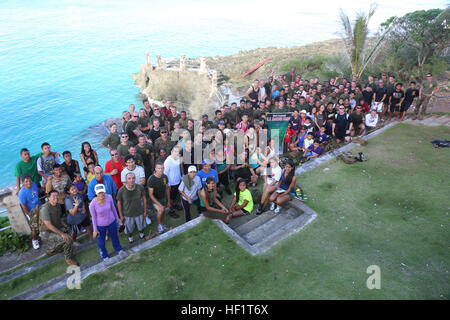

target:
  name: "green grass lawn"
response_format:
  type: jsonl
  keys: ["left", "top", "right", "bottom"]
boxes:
{"left": 6, "top": 123, "right": 450, "bottom": 300}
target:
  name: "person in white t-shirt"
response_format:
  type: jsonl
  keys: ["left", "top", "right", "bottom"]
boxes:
{"left": 365, "top": 109, "right": 379, "bottom": 132}
{"left": 256, "top": 157, "right": 282, "bottom": 215}
{"left": 164, "top": 146, "right": 183, "bottom": 216}
{"left": 121, "top": 154, "right": 145, "bottom": 185}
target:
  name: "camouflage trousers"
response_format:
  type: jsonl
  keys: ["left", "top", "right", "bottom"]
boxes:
{"left": 413, "top": 95, "right": 432, "bottom": 116}
{"left": 41, "top": 227, "right": 74, "bottom": 259}
{"left": 28, "top": 206, "right": 40, "bottom": 235}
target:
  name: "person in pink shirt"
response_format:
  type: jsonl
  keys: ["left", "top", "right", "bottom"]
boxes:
{"left": 235, "top": 114, "right": 249, "bottom": 134}
{"left": 89, "top": 184, "right": 126, "bottom": 261}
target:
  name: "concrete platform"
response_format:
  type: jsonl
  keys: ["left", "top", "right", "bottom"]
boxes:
{"left": 212, "top": 199, "right": 318, "bottom": 256}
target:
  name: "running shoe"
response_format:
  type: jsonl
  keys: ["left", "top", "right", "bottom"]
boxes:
{"left": 274, "top": 206, "right": 281, "bottom": 213}
{"left": 270, "top": 202, "right": 276, "bottom": 211}
{"left": 32, "top": 239, "right": 40, "bottom": 250}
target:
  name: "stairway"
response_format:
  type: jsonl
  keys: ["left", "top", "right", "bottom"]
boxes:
{"left": 225, "top": 199, "right": 317, "bottom": 254}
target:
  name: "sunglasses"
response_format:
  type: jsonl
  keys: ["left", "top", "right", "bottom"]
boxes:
{"left": 122, "top": 135, "right": 128, "bottom": 138}
{"left": 111, "top": 153, "right": 119, "bottom": 156}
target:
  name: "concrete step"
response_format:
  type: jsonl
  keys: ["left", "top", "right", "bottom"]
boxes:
{"left": 233, "top": 211, "right": 278, "bottom": 235}
{"left": 242, "top": 207, "right": 301, "bottom": 245}
{"left": 256, "top": 212, "right": 312, "bottom": 249}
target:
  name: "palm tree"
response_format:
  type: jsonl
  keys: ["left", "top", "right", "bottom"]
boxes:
{"left": 338, "top": 3, "right": 396, "bottom": 79}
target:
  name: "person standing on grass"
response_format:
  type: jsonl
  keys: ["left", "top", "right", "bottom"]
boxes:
{"left": 268, "top": 159, "right": 296, "bottom": 213}
{"left": 65, "top": 184, "right": 92, "bottom": 245}
{"left": 90, "top": 184, "right": 126, "bottom": 262}
{"left": 18, "top": 174, "right": 42, "bottom": 249}
{"left": 101, "top": 123, "right": 121, "bottom": 151}
{"left": 147, "top": 162, "right": 171, "bottom": 234}
{"left": 164, "top": 146, "right": 183, "bottom": 218}
{"left": 332, "top": 105, "right": 351, "bottom": 144}
{"left": 413, "top": 72, "right": 440, "bottom": 120}
{"left": 40, "top": 190, "right": 78, "bottom": 266}
{"left": 178, "top": 165, "right": 203, "bottom": 222}
{"left": 388, "top": 83, "right": 405, "bottom": 121}
{"left": 227, "top": 178, "right": 254, "bottom": 222}
{"left": 372, "top": 80, "right": 387, "bottom": 120}
{"left": 117, "top": 172, "right": 147, "bottom": 244}
{"left": 400, "top": 81, "right": 419, "bottom": 121}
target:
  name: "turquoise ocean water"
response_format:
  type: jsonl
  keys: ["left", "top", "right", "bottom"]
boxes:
{"left": 0, "top": 0, "right": 446, "bottom": 188}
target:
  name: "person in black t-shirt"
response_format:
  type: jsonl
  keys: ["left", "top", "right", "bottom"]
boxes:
{"left": 400, "top": 81, "right": 419, "bottom": 121}
{"left": 372, "top": 80, "right": 387, "bottom": 119}
{"left": 388, "top": 83, "right": 405, "bottom": 121}
{"left": 332, "top": 105, "right": 351, "bottom": 144}
{"left": 362, "top": 85, "right": 374, "bottom": 105}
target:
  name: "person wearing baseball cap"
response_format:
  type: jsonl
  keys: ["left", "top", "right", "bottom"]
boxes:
{"left": 178, "top": 165, "right": 202, "bottom": 222}
{"left": 89, "top": 184, "right": 127, "bottom": 262}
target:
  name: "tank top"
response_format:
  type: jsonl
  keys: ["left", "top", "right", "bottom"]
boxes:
{"left": 200, "top": 190, "right": 215, "bottom": 208}
{"left": 280, "top": 171, "right": 291, "bottom": 190}
{"left": 249, "top": 86, "right": 260, "bottom": 106}
{"left": 62, "top": 160, "right": 77, "bottom": 180}
{"left": 82, "top": 151, "right": 97, "bottom": 166}
{"left": 297, "top": 132, "right": 307, "bottom": 148}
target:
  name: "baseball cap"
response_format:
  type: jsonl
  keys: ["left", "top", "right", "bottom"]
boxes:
{"left": 160, "top": 127, "right": 168, "bottom": 133}
{"left": 300, "top": 110, "right": 307, "bottom": 114}
{"left": 94, "top": 184, "right": 106, "bottom": 195}
{"left": 202, "top": 114, "right": 208, "bottom": 118}
{"left": 202, "top": 158, "right": 212, "bottom": 165}
{"left": 188, "top": 165, "right": 197, "bottom": 173}
{"left": 218, "top": 120, "right": 225, "bottom": 125}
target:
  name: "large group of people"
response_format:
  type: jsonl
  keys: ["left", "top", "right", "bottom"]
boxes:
{"left": 14, "top": 69, "right": 439, "bottom": 266}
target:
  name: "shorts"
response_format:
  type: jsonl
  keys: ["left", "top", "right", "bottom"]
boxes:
{"left": 335, "top": 130, "right": 349, "bottom": 140}
{"left": 400, "top": 103, "right": 411, "bottom": 113}
{"left": 123, "top": 214, "right": 146, "bottom": 234}
{"left": 371, "top": 101, "right": 384, "bottom": 113}
{"left": 390, "top": 104, "right": 400, "bottom": 113}
{"left": 150, "top": 197, "right": 168, "bottom": 208}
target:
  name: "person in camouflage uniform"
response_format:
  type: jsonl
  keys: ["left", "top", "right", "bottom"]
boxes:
{"left": 40, "top": 189, "right": 78, "bottom": 266}
{"left": 153, "top": 127, "right": 175, "bottom": 157}
{"left": 413, "top": 73, "right": 440, "bottom": 120}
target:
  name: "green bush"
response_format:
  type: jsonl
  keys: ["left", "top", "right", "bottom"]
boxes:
{"left": 0, "top": 229, "right": 31, "bottom": 256}
{"left": 0, "top": 216, "right": 10, "bottom": 229}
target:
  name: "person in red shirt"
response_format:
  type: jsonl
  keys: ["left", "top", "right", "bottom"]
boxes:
{"left": 104, "top": 149, "right": 124, "bottom": 189}
{"left": 160, "top": 101, "right": 172, "bottom": 118}
{"left": 357, "top": 98, "right": 370, "bottom": 114}
{"left": 284, "top": 122, "right": 297, "bottom": 153}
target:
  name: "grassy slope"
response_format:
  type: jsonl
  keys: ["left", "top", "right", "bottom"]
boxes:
{"left": 42, "top": 123, "right": 450, "bottom": 300}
